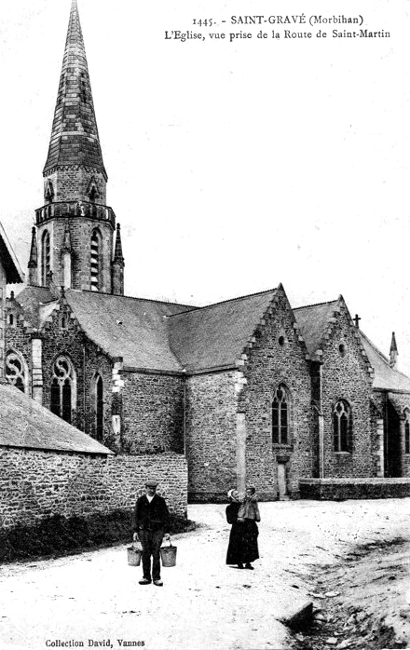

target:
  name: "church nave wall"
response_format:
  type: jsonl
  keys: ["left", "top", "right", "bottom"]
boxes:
{"left": 121, "top": 371, "right": 185, "bottom": 456}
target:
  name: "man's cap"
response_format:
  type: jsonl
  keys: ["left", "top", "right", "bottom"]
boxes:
{"left": 145, "top": 479, "right": 158, "bottom": 487}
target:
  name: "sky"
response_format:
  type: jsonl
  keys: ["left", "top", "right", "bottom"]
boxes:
{"left": 1, "top": 0, "right": 410, "bottom": 372}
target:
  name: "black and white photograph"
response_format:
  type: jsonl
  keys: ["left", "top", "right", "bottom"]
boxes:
{"left": 1, "top": 1, "right": 410, "bottom": 649}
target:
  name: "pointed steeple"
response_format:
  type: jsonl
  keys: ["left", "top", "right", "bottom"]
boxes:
{"left": 389, "top": 332, "right": 398, "bottom": 369}
{"left": 28, "top": 227, "right": 38, "bottom": 285}
{"left": 113, "top": 224, "right": 124, "bottom": 262}
{"left": 33, "top": 0, "right": 123, "bottom": 294}
{"left": 43, "top": 0, "right": 107, "bottom": 179}
{"left": 112, "top": 224, "right": 125, "bottom": 296}
{"left": 28, "top": 227, "right": 38, "bottom": 268}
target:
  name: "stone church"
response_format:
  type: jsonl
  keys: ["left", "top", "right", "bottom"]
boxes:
{"left": 5, "top": 0, "right": 410, "bottom": 502}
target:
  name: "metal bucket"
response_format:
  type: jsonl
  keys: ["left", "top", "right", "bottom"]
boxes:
{"left": 160, "top": 542, "right": 177, "bottom": 567}
{"left": 127, "top": 546, "right": 142, "bottom": 566}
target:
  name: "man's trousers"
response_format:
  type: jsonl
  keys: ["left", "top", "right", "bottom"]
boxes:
{"left": 139, "top": 529, "right": 164, "bottom": 581}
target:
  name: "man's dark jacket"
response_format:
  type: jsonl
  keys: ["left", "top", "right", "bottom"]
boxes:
{"left": 135, "top": 494, "right": 170, "bottom": 532}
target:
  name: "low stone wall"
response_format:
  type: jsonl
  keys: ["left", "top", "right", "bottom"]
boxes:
{"left": 300, "top": 478, "right": 410, "bottom": 500}
{"left": 0, "top": 447, "right": 187, "bottom": 529}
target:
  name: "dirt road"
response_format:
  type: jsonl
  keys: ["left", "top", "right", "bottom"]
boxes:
{"left": 0, "top": 499, "right": 409, "bottom": 650}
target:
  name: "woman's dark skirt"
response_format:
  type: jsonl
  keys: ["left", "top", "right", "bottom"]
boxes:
{"left": 242, "top": 519, "right": 259, "bottom": 563}
{"left": 226, "top": 520, "right": 259, "bottom": 565}
{"left": 226, "top": 522, "right": 244, "bottom": 565}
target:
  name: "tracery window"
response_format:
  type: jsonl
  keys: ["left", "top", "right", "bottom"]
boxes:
{"left": 333, "top": 400, "right": 351, "bottom": 452}
{"left": 272, "top": 384, "right": 290, "bottom": 444}
{"left": 90, "top": 229, "right": 102, "bottom": 291}
{"left": 95, "top": 374, "right": 104, "bottom": 441}
{"left": 41, "top": 230, "right": 51, "bottom": 286}
{"left": 5, "top": 351, "right": 27, "bottom": 392}
{"left": 50, "top": 356, "right": 76, "bottom": 424}
{"left": 404, "top": 409, "right": 410, "bottom": 454}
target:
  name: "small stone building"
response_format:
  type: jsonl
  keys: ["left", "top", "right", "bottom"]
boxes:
{"left": 4, "top": 0, "right": 410, "bottom": 504}
{"left": 0, "top": 381, "right": 187, "bottom": 530}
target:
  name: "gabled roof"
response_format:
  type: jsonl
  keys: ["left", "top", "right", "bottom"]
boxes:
{"left": 0, "top": 222, "right": 24, "bottom": 284}
{"left": 11, "top": 285, "right": 56, "bottom": 329}
{"left": 294, "top": 298, "right": 410, "bottom": 393}
{"left": 43, "top": 0, "right": 106, "bottom": 177}
{"left": 0, "top": 383, "right": 112, "bottom": 454}
{"left": 359, "top": 331, "right": 410, "bottom": 393}
{"left": 13, "top": 283, "right": 410, "bottom": 392}
{"left": 65, "top": 289, "right": 194, "bottom": 372}
{"left": 293, "top": 300, "right": 339, "bottom": 357}
{"left": 168, "top": 289, "right": 277, "bottom": 372}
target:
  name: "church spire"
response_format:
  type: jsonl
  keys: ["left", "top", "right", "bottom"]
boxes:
{"left": 33, "top": 0, "right": 122, "bottom": 294}
{"left": 389, "top": 332, "right": 398, "bottom": 369}
{"left": 43, "top": 0, "right": 107, "bottom": 179}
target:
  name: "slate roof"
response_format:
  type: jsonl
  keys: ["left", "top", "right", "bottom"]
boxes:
{"left": 359, "top": 332, "right": 410, "bottom": 393}
{"left": 293, "top": 300, "right": 339, "bottom": 357}
{"left": 294, "top": 299, "right": 410, "bottom": 394}
{"left": 168, "top": 289, "right": 277, "bottom": 372}
{"left": 43, "top": 0, "right": 106, "bottom": 177}
{"left": 0, "top": 382, "right": 112, "bottom": 454}
{"left": 65, "top": 289, "right": 194, "bottom": 372}
{"left": 12, "top": 285, "right": 56, "bottom": 328}
{"left": 0, "top": 222, "right": 24, "bottom": 284}
{"left": 13, "top": 284, "right": 410, "bottom": 393}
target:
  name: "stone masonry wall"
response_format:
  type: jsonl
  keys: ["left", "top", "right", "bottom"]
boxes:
{"left": 0, "top": 262, "right": 6, "bottom": 377}
{"left": 185, "top": 371, "right": 238, "bottom": 501}
{"left": 121, "top": 372, "right": 185, "bottom": 455}
{"left": 300, "top": 477, "right": 410, "bottom": 500}
{"left": 321, "top": 307, "right": 373, "bottom": 478}
{"left": 41, "top": 303, "right": 114, "bottom": 446}
{"left": 240, "top": 290, "right": 313, "bottom": 500}
{"left": 36, "top": 216, "right": 114, "bottom": 292}
{"left": 5, "top": 302, "right": 33, "bottom": 394}
{"left": 45, "top": 168, "right": 107, "bottom": 204}
{"left": 387, "top": 391, "right": 410, "bottom": 477}
{"left": 0, "top": 448, "right": 187, "bottom": 529}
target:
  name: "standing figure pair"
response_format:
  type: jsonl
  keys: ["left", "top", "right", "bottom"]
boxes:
{"left": 226, "top": 486, "right": 260, "bottom": 570}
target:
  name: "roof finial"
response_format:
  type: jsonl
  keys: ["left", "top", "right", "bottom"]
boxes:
{"left": 28, "top": 226, "right": 38, "bottom": 269}
{"left": 113, "top": 223, "right": 124, "bottom": 263}
{"left": 389, "top": 332, "right": 398, "bottom": 369}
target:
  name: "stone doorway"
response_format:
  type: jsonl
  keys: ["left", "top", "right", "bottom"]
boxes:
{"left": 385, "top": 401, "right": 402, "bottom": 477}
{"left": 277, "top": 462, "right": 288, "bottom": 500}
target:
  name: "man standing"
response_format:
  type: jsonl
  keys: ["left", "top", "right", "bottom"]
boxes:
{"left": 133, "top": 479, "right": 170, "bottom": 587}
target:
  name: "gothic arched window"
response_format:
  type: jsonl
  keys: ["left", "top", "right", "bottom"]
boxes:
{"left": 333, "top": 400, "right": 352, "bottom": 452}
{"left": 87, "top": 176, "right": 99, "bottom": 203}
{"left": 95, "top": 374, "right": 104, "bottom": 441}
{"left": 5, "top": 351, "right": 27, "bottom": 393}
{"left": 45, "top": 180, "right": 54, "bottom": 203}
{"left": 90, "top": 229, "right": 102, "bottom": 291}
{"left": 272, "top": 384, "right": 290, "bottom": 444}
{"left": 50, "top": 356, "right": 76, "bottom": 424}
{"left": 41, "top": 230, "right": 51, "bottom": 286}
{"left": 404, "top": 409, "right": 410, "bottom": 454}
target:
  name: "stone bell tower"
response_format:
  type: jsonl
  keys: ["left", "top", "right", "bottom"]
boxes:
{"left": 28, "top": 0, "right": 124, "bottom": 295}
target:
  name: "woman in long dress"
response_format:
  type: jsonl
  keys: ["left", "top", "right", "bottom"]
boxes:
{"left": 225, "top": 489, "right": 245, "bottom": 569}
{"left": 237, "top": 485, "right": 260, "bottom": 570}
